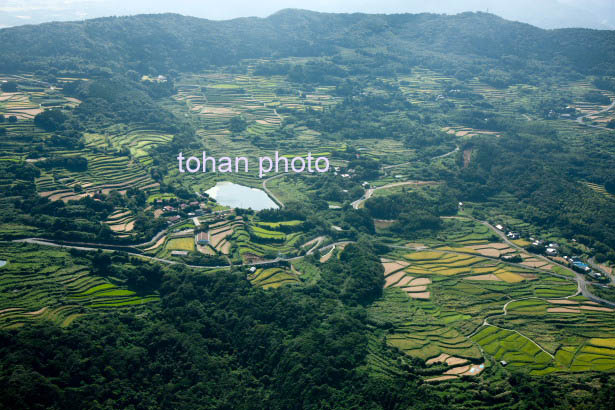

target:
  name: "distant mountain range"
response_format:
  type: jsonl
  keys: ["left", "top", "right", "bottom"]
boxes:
{"left": 0, "top": 0, "right": 613, "bottom": 30}
{"left": 0, "top": 9, "right": 614, "bottom": 76}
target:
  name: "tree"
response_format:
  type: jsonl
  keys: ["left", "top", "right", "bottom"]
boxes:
{"left": 7, "top": 115, "right": 17, "bottom": 123}
{"left": 0, "top": 81, "right": 17, "bottom": 92}
{"left": 0, "top": 114, "right": 5, "bottom": 122}
{"left": 34, "top": 109, "right": 67, "bottom": 131}
{"left": 229, "top": 116, "right": 247, "bottom": 133}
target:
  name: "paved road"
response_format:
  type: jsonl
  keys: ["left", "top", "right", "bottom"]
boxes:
{"left": 262, "top": 173, "right": 287, "bottom": 207}
{"left": 12, "top": 238, "right": 311, "bottom": 269}
{"left": 431, "top": 145, "right": 460, "bottom": 160}
{"left": 14, "top": 238, "right": 231, "bottom": 269}
{"left": 381, "top": 146, "right": 459, "bottom": 172}
{"left": 574, "top": 98, "right": 615, "bottom": 130}
{"left": 12, "top": 233, "right": 348, "bottom": 270}
{"left": 303, "top": 236, "right": 326, "bottom": 255}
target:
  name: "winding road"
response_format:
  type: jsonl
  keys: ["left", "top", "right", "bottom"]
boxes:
{"left": 262, "top": 173, "right": 287, "bottom": 208}
{"left": 478, "top": 219, "right": 615, "bottom": 308}
{"left": 574, "top": 98, "right": 615, "bottom": 130}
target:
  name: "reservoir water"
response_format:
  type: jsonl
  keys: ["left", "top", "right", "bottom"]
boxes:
{"left": 205, "top": 182, "right": 279, "bottom": 211}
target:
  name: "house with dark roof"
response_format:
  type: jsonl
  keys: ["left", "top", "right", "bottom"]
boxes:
{"left": 196, "top": 232, "right": 210, "bottom": 246}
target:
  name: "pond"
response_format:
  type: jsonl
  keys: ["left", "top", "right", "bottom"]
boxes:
{"left": 0, "top": 260, "right": 7, "bottom": 268}
{"left": 205, "top": 182, "right": 279, "bottom": 211}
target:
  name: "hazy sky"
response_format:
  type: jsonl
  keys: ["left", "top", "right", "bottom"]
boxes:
{"left": 1, "top": 0, "right": 614, "bottom": 29}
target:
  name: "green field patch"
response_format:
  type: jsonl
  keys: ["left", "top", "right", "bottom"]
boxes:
{"left": 472, "top": 326, "right": 555, "bottom": 374}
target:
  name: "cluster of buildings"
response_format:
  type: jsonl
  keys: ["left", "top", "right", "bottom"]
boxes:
{"left": 496, "top": 223, "right": 607, "bottom": 282}
{"left": 154, "top": 199, "right": 206, "bottom": 225}
{"left": 494, "top": 224, "right": 519, "bottom": 240}
{"left": 530, "top": 239, "right": 560, "bottom": 257}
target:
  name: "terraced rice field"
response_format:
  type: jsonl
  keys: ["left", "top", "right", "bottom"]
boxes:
{"left": 36, "top": 152, "right": 159, "bottom": 202}
{"left": 208, "top": 220, "right": 236, "bottom": 254}
{"left": 472, "top": 326, "right": 554, "bottom": 375}
{"left": 404, "top": 251, "right": 490, "bottom": 277}
{"left": 164, "top": 69, "right": 346, "bottom": 194}
{"left": 85, "top": 125, "right": 173, "bottom": 165}
{"left": 232, "top": 218, "right": 304, "bottom": 263}
{"left": 173, "top": 70, "right": 339, "bottom": 136}
{"left": 247, "top": 267, "right": 300, "bottom": 289}
{"left": 481, "top": 296, "right": 615, "bottom": 373}
{"left": 0, "top": 244, "right": 159, "bottom": 329}
{"left": 439, "top": 242, "right": 517, "bottom": 258}
{"left": 371, "top": 236, "right": 615, "bottom": 375}
{"left": 584, "top": 181, "right": 615, "bottom": 200}
{"left": 0, "top": 76, "right": 81, "bottom": 120}
{"left": 105, "top": 208, "right": 136, "bottom": 238}
{"left": 369, "top": 288, "right": 483, "bottom": 380}
{"left": 425, "top": 219, "right": 497, "bottom": 248}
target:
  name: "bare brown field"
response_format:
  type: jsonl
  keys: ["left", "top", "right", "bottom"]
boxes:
{"left": 201, "top": 106, "right": 237, "bottom": 115}
{"left": 444, "top": 365, "right": 470, "bottom": 375}
{"left": 197, "top": 245, "right": 216, "bottom": 255}
{"left": 109, "top": 221, "right": 135, "bottom": 232}
{"left": 521, "top": 261, "right": 549, "bottom": 268}
{"left": 393, "top": 276, "right": 414, "bottom": 287}
{"left": 408, "top": 278, "right": 431, "bottom": 286}
{"left": 210, "top": 228, "right": 233, "bottom": 247}
{"left": 426, "top": 353, "right": 449, "bottom": 365}
{"left": 219, "top": 241, "right": 231, "bottom": 255}
{"left": 145, "top": 236, "right": 166, "bottom": 251}
{"left": 446, "top": 357, "right": 469, "bottom": 366}
{"left": 547, "top": 299, "right": 578, "bottom": 305}
{"left": 465, "top": 274, "right": 501, "bottom": 281}
{"left": 381, "top": 259, "right": 410, "bottom": 275}
{"left": 384, "top": 271, "right": 406, "bottom": 288}
{"left": 475, "top": 248, "right": 501, "bottom": 257}
{"left": 548, "top": 307, "right": 581, "bottom": 313}
{"left": 579, "top": 306, "right": 614, "bottom": 312}
{"left": 476, "top": 243, "right": 510, "bottom": 250}
{"left": 25, "top": 307, "right": 48, "bottom": 315}
{"left": 407, "top": 291, "right": 430, "bottom": 299}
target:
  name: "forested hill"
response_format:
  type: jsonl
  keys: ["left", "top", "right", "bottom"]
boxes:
{"left": 1, "top": 9, "right": 614, "bottom": 77}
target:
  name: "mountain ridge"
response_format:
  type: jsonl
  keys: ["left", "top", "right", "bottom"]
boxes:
{"left": 0, "top": 9, "right": 614, "bottom": 76}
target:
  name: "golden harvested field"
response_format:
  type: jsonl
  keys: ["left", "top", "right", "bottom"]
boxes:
{"left": 589, "top": 339, "right": 615, "bottom": 349}
{"left": 166, "top": 237, "right": 195, "bottom": 251}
